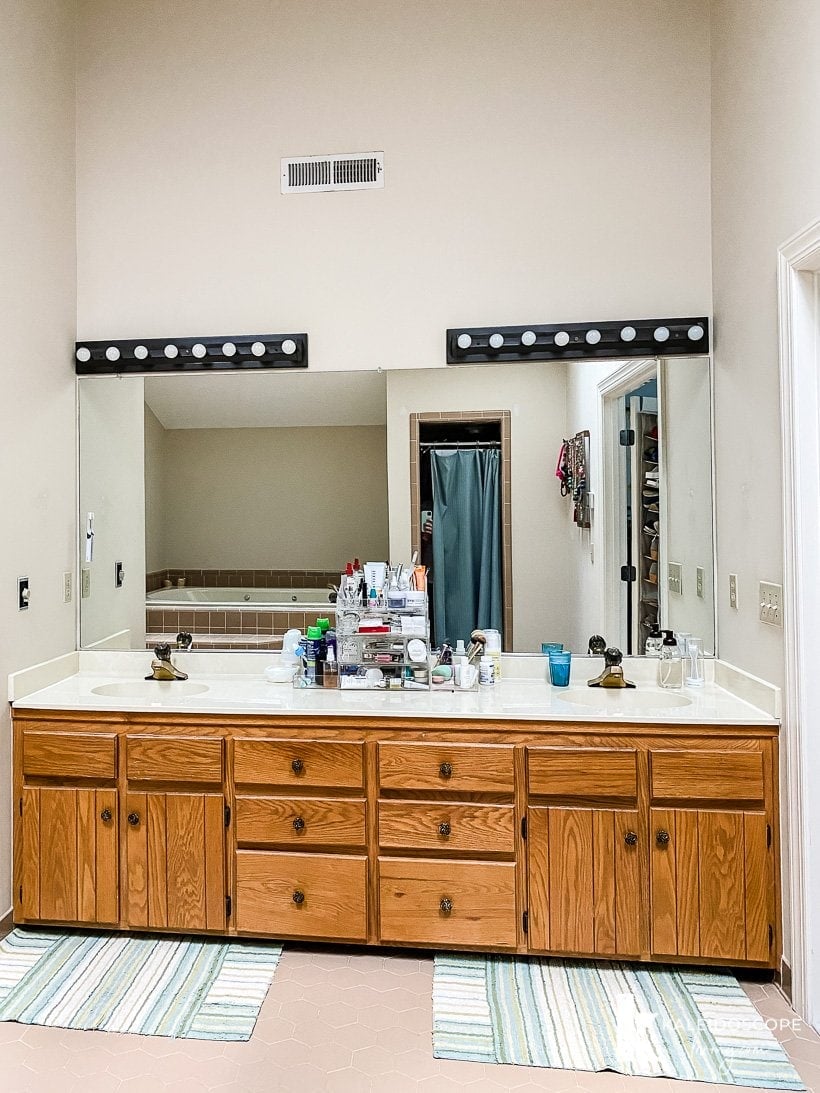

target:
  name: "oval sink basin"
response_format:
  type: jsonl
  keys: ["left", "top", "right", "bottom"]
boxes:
{"left": 559, "top": 688, "right": 691, "bottom": 710}
{"left": 91, "top": 681, "right": 210, "bottom": 699}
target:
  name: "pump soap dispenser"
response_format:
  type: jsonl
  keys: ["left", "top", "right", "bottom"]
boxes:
{"left": 658, "top": 631, "right": 683, "bottom": 689}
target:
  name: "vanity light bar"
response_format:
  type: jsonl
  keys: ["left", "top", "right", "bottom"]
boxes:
{"left": 74, "top": 333, "right": 308, "bottom": 375}
{"left": 446, "top": 318, "right": 709, "bottom": 364}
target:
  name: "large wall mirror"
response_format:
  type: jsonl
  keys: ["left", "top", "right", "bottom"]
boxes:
{"left": 78, "top": 357, "right": 715, "bottom": 656}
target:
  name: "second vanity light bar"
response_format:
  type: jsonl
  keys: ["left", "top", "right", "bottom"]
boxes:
{"left": 446, "top": 317, "right": 710, "bottom": 364}
{"left": 74, "top": 333, "right": 308, "bottom": 375}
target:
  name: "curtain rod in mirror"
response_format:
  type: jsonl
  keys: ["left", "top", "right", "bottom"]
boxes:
{"left": 446, "top": 316, "right": 709, "bottom": 364}
{"left": 74, "top": 333, "right": 308, "bottom": 375}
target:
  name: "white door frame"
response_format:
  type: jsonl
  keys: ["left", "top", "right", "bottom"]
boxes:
{"left": 598, "top": 358, "right": 658, "bottom": 648}
{"left": 778, "top": 216, "right": 820, "bottom": 1025}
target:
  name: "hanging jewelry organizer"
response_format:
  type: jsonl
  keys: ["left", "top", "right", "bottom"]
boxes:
{"left": 560, "top": 430, "right": 591, "bottom": 529}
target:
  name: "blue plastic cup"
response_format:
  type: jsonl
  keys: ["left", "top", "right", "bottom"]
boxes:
{"left": 541, "top": 642, "right": 564, "bottom": 657}
{"left": 549, "top": 651, "right": 572, "bottom": 687}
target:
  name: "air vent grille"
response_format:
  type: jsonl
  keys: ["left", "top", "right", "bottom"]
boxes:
{"left": 282, "top": 152, "right": 384, "bottom": 193}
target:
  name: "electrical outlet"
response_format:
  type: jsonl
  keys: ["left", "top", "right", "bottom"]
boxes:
{"left": 62, "top": 571, "right": 72, "bottom": 603}
{"left": 729, "top": 573, "right": 738, "bottom": 609}
{"left": 115, "top": 561, "right": 125, "bottom": 589}
{"left": 81, "top": 568, "right": 91, "bottom": 598}
{"left": 667, "top": 561, "right": 683, "bottom": 596}
{"left": 696, "top": 566, "right": 704, "bottom": 599}
{"left": 759, "top": 581, "right": 783, "bottom": 626}
{"left": 18, "top": 577, "right": 30, "bottom": 611}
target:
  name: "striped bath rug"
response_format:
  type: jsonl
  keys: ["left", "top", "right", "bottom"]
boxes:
{"left": 0, "top": 929, "right": 282, "bottom": 1040}
{"left": 433, "top": 955, "right": 805, "bottom": 1089}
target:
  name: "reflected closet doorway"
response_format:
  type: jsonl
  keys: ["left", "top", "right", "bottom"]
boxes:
{"left": 410, "top": 412, "right": 512, "bottom": 650}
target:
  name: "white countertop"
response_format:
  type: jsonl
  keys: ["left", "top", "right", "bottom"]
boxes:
{"left": 8, "top": 651, "right": 779, "bottom": 725}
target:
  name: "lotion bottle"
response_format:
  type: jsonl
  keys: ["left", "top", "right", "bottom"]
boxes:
{"left": 657, "top": 630, "right": 683, "bottom": 689}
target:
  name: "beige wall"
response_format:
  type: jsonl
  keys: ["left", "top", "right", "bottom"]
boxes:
{"left": 386, "top": 365, "right": 569, "bottom": 652}
{"left": 75, "top": 0, "right": 712, "bottom": 364}
{"left": 153, "top": 425, "right": 388, "bottom": 570}
{"left": 0, "top": 0, "right": 77, "bottom": 914}
{"left": 79, "top": 378, "right": 147, "bottom": 648}
{"left": 144, "top": 405, "right": 166, "bottom": 571}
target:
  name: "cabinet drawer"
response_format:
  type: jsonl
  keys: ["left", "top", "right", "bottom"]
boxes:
{"left": 234, "top": 740, "right": 364, "bottom": 791}
{"left": 379, "top": 801, "right": 515, "bottom": 855}
{"left": 126, "top": 736, "right": 223, "bottom": 783}
{"left": 22, "top": 730, "right": 117, "bottom": 780}
{"left": 235, "top": 851, "right": 367, "bottom": 940}
{"left": 378, "top": 743, "right": 514, "bottom": 795}
{"left": 236, "top": 797, "right": 366, "bottom": 848}
{"left": 650, "top": 750, "right": 765, "bottom": 803}
{"left": 528, "top": 748, "right": 638, "bottom": 800}
{"left": 378, "top": 859, "right": 517, "bottom": 948}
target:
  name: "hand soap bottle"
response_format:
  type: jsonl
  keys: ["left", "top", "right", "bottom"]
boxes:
{"left": 657, "top": 630, "right": 683, "bottom": 689}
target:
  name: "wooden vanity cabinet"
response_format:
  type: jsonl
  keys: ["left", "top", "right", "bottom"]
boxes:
{"left": 11, "top": 712, "right": 780, "bottom": 970}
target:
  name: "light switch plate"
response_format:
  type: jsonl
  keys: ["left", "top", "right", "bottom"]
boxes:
{"left": 759, "top": 581, "right": 783, "bottom": 626}
{"left": 729, "top": 573, "right": 738, "bottom": 609}
{"left": 18, "top": 577, "right": 30, "bottom": 611}
{"left": 81, "top": 569, "right": 91, "bottom": 598}
{"left": 62, "top": 571, "right": 72, "bottom": 603}
{"left": 667, "top": 561, "right": 683, "bottom": 596}
{"left": 696, "top": 566, "right": 704, "bottom": 599}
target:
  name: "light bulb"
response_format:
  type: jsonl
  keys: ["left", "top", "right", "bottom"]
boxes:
{"left": 191, "top": 343, "right": 207, "bottom": 359}
{"left": 164, "top": 344, "right": 179, "bottom": 359}
{"left": 456, "top": 333, "right": 472, "bottom": 350}
{"left": 251, "top": 341, "right": 266, "bottom": 357}
{"left": 75, "top": 347, "right": 91, "bottom": 363}
{"left": 489, "top": 333, "right": 504, "bottom": 350}
{"left": 585, "top": 329, "right": 601, "bottom": 345}
{"left": 105, "top": 346, "right": 120, "bottom": 361}
{"left": 687, "top": 324, "right": 704, "bottom": 341}
{"left": 654, "top": 326, "right": 670, "bottom": 342}
{"left": 521, "top": 330, "right": 536, "bottom": 346}
{"left": 554, "top": 331, "right": 570, "bottom": 347}
{"left": 281, "top": 339, "right": 297, "bottom": 355}
{"left": 620, "top": 326, "right": 637, "bottom": 342}
{"left": 133, "top": 345, "right": 149, "bottom": 360}
{"left": 222, "top": 341, "right": 237, "bottom": 357}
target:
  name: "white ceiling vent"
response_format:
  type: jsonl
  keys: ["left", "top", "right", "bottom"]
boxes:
{"left": 281, "top": 151, "right": 384, "bottom": 194}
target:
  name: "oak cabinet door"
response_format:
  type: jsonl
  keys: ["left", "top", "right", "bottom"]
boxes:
{"left": 21, "top": 786, "right": 118, "bottom": 925}
{"left": 528, "top": 806, "right": 642, "bottom": 957}
{"left": 126, "top": 792, "right": 226, "bottom": 932}
{"left": 650, "top": 807, "right": 772, "bottom": 962}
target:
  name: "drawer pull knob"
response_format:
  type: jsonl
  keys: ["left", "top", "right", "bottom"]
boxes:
{"left": 438, "top": 821, "right": 451, "bottom": 837}
{"left": 293, "top": 816, "right": 306, "bottom": 832}
{"left": 440, "top": 897, "right": 453, "bottom": 915}
{"left": 624, "top": 830, "right": 638, "bottom": 846}
{"left": 100, "top": 808, "right": 113, "bottom": 823}
{"left": 127, "top": 812, "right": 140, "bottom": 827}
{"left": 292, "top": 889, "right": 305, "bottom": 905}
{"left": 291, "top": 758, "right": 304, "bottom": 774}
{"left": 439, "top": 762, "right": 453, "bottom": 779}
{"left": 656, "top": 829, "right": 670, "bottom": 846}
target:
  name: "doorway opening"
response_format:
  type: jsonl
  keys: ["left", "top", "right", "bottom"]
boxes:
{"left": 409, "top": 411, "right": 512, "bottom": 650}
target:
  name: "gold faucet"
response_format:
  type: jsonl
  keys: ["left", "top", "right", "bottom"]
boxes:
{"left": 145, "top": 634, "right": 191, "bottom": 681}
{"left": 587, "top": 647, "right": 635, "bottom": 689}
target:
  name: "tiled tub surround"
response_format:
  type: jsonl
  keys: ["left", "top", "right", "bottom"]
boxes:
{"left": 146, "top": 568, "right": 341, "bottom": 593}
{"left": 145, "top": 570, "right": 337, "bottom": 649}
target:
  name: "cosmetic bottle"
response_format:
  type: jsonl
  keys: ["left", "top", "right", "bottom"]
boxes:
{"left": 657, "top": 630, "right": 683, "bottom": 689}
{"left": 645, "top": 624, "right": 663, "bottom": 657}
{"left": 323, "top": 646, "right": 338, "bottom": 688}
{"left": 479, "top": 655, "right": 495, "bottom": 687}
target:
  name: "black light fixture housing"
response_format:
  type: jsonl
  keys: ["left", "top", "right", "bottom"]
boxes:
{"left": 446, "top": 317, "right": 709, "bottom": 364}
{"left": 74, "top": 333, "right": 308, "bottom": 375}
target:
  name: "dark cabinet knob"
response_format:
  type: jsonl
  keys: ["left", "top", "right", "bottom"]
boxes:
{"left": 127, "top": 812, "right": 140, "bottom": 826}
{"left": 293, "top": 816, "right": 306, "bottom": 832}
{"left": 100, "top": 808, "right": 113, "bottom": 823}
{"left": 439, "top": 762, "right": 453, "bottom": 779}
{"left": 440, "top": 897, "right": 453, "bottom": 914}
{"left": 624, "top": 830, "right": 638, "bottom": 846}
{"left": 291, "top": 758, "right": 304, "bottom": 774}
{"left": 292, "top": 889, "right": 305, "bottom": 905}
{"left": 656, "top": 829, "right": 670, "bottom": 846}
{"left": 438, "top": 821, "right": 451, "bottom": 837}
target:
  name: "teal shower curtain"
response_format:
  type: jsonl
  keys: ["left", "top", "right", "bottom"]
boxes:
{"left": 430, "top": 448, "right": 502, "bottom": 648}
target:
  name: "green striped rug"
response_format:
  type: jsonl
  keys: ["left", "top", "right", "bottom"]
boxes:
{"left": 433, "top": 955, "right": 805, "bottom": 1089}
{"left": 0, "top": 929, "right": 282, "bottom": 1040}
